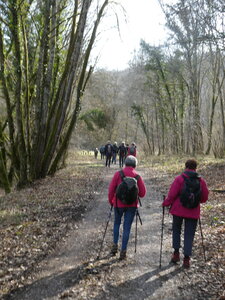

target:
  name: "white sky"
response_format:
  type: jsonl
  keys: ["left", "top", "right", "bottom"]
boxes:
{"left": 92, "top": 0, "right": 170, "bottom": 70}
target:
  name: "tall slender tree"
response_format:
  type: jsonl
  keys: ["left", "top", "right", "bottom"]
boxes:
{"left": 0, "top": 0, "right": 110, "bottom": 192}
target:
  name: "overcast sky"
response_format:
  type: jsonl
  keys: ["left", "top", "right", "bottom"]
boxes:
{"left": 91, "top": 0, "right": 170, "bottom": 70}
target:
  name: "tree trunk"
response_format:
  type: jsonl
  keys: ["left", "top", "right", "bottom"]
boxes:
{"left": 10, "top": 0, "right": 28, "bottom": 186}
{"left": 31, "top": 0, "right": 51, "bottom": 179}
{"left": 0, "top": 24, "right": 19, "bottom": 174}
{"left": 40, "top": 0, "right": 92, "bottom": 177}
{"left": 205, "top": 98, "right": 217, "bottom": 155}
{"left": 21, "top": 12, "right": 31, "bottom": 165}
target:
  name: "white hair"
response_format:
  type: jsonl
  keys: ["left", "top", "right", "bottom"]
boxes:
{"left": 125, "top": 155, "right": 138, "bottom": 168}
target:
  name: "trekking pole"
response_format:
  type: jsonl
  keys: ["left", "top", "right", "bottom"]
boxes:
{"left": 136, "top": 209, "right": 142, "bottom": 225}
{"left": 135, "top": 209, "right": 142, "bottom": 253}
{"left": 135, "top": 210, "right": 138, "bottom": 253}
{"left": 97, "top": 205, "right": 113, "bottom": 260}
{"left": 199, "top": 218, "right": 207, "bottom": 262}
{"left": 159, "top": 195, "right": 165, "bottom": 268}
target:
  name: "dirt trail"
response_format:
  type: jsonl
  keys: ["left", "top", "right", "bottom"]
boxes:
{"left": 7, "top": 164, "right": 196, "bottom": 300}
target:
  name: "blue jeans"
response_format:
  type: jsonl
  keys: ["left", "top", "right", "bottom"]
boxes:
{"left": 113, "top": 207, "right": 137, "bottom": 251}
{"left": 172, "top": 215, "right": 198, "bottom": 256}
{"left": 112, "top": 152, "right": 117, "bottom": 164}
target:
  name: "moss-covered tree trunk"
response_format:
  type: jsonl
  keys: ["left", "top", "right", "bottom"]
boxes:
{"left": 49, "top": 0, "right": 109, "bottom": 174}
{"left": 10, "top": 0, "right": 28, "bottom": 187}
{"left": 0, "top": 0, "right": 110, "bottom": 191}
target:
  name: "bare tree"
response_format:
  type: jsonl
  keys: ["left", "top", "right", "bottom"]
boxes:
{"left": 0, "top": 0, "right": 110, "bottom": 192}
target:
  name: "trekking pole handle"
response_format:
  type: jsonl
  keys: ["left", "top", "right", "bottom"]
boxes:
{"left": 163, "top": 195, "right": 165, "bottom": 213}
{"left": 106, "top": 205, "right": 113, "bottom": 221}
{"left": 107, "top": 205, "right": 113, "bottom": 221}
{"left": 138, "top": 196, "right": 142, "bottom": 207}
{"left": 137, "top": 210, "right": 142, "bottom": 225}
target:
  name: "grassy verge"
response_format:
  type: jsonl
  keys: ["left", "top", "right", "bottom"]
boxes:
{"left": 140, "top": 154, "right": 224, "bottom": 174}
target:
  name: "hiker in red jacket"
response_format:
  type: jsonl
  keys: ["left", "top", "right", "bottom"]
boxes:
{"left": 108, "top": 155, "right": 146, "bottom": 260}
{"left": 127, "top": 142, "right": 137, "bottom": 157}
{"left": 162, "top": 159, "right": 209, "bottom": 268}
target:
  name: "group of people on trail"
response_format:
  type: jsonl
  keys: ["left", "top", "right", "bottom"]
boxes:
{"left": 106, "top": 157, "right": 209, "bottom": 268}
{"left": 100, "top": 140, "right": 137, "bottom": 168}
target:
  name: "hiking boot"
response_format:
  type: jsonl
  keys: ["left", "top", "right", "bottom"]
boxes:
{"left": 110, "top": 243, "right": 118, "bottom": 256}
{"left": 119, "top": 250, "right": 127, "bottom": 260}
{"left": 183, "top": 256, "right": 190, "bottom": 268}
{"left": 171, "top": 252, "right": 180, "bottom": 263}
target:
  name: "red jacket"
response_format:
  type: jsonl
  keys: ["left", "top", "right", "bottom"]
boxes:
{"left": 108, "top": 166, "right": 146, "bottom": 207}
{"left": 163, "top": 169, "right": 209, "bottom": 219}
{"left": 127, "top": 146, "right": 137, "bottom": 157}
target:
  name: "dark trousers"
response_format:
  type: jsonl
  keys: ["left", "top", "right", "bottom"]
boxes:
{"left": 105, "top": 154, "right": 112, "bottom": 167}
{"left": 172, "top": 215, "right": 198, "bottom": 256}
{"left": 119, "top": 155, "right": 125, "bottom": 168}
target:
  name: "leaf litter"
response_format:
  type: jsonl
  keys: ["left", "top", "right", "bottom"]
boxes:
{"left": 0, "top": 152, "right": 105, "bottom": 298}
{"left": 0, "top": 154, "right": 224, "bottom": 299}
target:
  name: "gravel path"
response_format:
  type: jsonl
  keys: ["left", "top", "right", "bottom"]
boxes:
{"left": 7, "top": 164, "right": 197, "bottom": 300}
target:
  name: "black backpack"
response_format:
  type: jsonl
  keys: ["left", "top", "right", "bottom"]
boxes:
{"left": 106, "top": 144, "right": 112, "bottom": 154}
{"left": 116, "top": 170, "right": 140, "bottom": 205}
{"left": 129, "top": 146, "right": 135, "bottom": 155}
{"left": 113, "top": 144, "right": 118, "bottom": 153}
{"left": 180, "top": 171, "right": 201, "bottom": 208}
{"left": 100, "top": 146, "right": 105, "bottom": 153}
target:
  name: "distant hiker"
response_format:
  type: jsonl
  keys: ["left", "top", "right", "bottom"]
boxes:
{"left": 108, "top": 155, "right": 146, "bottom": 260}
{"left": 126, "top": 143, "right": 129, "bottom": 156}
{"left": 105, "top": 141, "right": 113, "bottom": 167}
{"left": 118, "top": 142, "right": 127, "bottom": 168}
{"left": 162, "top": 159, "right": 209, "bottom": 268}
{"left": 100, "top": 145, "right": 105, "bottom": 160}
{"left": 94, "top": 148, "right": 98, "bottom": 159}
{"left": 128, "top": 142, "right": 137, "bottom": 157}
{"left": 111, "top": 142, "right": 118, "bottom": 164}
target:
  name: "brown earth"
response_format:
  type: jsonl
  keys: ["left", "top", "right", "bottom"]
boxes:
{"left": 0, "top": 154, "right": 224, "bottom": 300}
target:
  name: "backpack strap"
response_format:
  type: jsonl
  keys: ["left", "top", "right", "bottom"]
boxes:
{"left": 119, "top": 170, "right": 125, "bottom": 180}
{"left": 116, "top": 170, "right": 125, "bottom": 209}
{"left": 135, "top": 174, "right": 140, "bottom": 181}
{"left": 183, "top": 171, "right": 200, "bottom": 178}
{"left": 120, "top": 171, "right": 140, "bottom": 181}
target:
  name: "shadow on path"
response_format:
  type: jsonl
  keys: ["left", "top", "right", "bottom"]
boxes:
{"left": 93, "top": 264, "right": 183, "bottom": 300}
{"left": 5, "top": 257, "right": 117, "bottom": 300}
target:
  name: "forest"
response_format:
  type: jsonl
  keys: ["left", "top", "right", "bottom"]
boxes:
{"left": 78, "top": 0, "right": 225, "bottom": 158}
{"left": 0, "top": 1, "right": 224, "bottom": 299}
{"left": 0, "top": 0, "right": 224, "bottom": 192}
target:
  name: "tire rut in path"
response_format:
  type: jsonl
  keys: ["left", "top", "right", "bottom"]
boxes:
{"left": 8, "top": 165, "right": 192, "bottom": 300}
